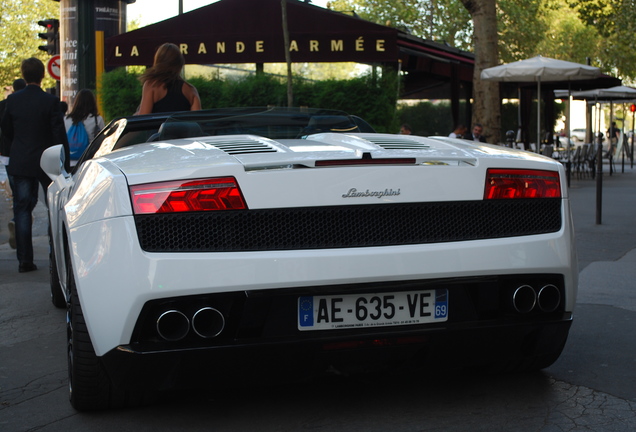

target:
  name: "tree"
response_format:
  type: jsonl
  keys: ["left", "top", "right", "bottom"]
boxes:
{"left": 329, "top": 0, "right": 472, "bottom": 50}
{"left": 497, "top": 0, "right": 551, "bottom": 63}
{"left": 0, "top": 0, "right": 60, "bottom": 96}
{"left": 570, "top": 0, "right": 636, "bottom": 80}
{"left": 460, "top": 0, "right": 500, "bottom": 143}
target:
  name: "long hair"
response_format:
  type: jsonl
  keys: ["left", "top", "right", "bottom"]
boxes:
{"left": 139, "top": 43, "right": 185, "bottom": 87}
{"left": 67, "top": 89, "right": 98, "bottom": 124}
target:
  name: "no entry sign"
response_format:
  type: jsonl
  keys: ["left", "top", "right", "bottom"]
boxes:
{"left": 47, "top": 55, "right": 61, "bottom": 81}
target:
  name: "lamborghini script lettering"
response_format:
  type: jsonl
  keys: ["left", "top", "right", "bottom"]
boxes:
{"left": 342, "top": 188, "right": 401, "bottom": 199}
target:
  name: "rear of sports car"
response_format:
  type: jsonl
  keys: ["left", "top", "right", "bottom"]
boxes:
{"left": 62, "top": 132, "right": 577, "bottom": 409}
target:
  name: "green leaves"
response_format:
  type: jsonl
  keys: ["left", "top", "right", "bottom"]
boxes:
{"left": 0, "top": 0, "right": 59, "bottom": 93}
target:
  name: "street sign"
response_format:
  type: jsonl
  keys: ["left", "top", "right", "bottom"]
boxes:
{"left": 47, "top": 55, "right": 61, "bottom": 81}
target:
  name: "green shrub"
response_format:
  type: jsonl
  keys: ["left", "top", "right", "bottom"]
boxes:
{"left": 98, "top": 68, "right": 399, "bottom": 131}
{"left": 98, "top": 68, "right": 142, "bottom": 121}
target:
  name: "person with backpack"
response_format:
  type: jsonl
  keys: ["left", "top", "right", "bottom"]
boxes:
{"left": 64, "top": 89, "right": 105, "bottom": 164}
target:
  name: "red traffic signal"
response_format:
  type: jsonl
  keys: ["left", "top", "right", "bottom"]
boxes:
{"left": 37, "top": 19, "right": 59, "bottom": 56}
{"left": 630, "top": 104, "right": 636, "bottom": 113}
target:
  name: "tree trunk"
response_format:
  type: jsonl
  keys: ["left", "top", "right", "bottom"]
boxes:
{"left": 460, "top": 0, "right": 500, "bottom": 144}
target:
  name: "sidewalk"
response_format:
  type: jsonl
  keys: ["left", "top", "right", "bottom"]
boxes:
{"left": 567, "top": 163, "right": 636, "bottom": 311}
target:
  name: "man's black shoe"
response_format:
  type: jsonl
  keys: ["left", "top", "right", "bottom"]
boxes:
{"left": 19, "top": 263, "right": 38, "bottom": 273}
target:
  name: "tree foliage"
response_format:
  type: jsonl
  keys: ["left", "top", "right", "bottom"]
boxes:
{"left": 570, "top": 0, "right": 636, "bottom": 79}
{"left": 0, "top": 0, "right": 60, "bottom": 96}
{"left": 329, "top": 0, "right": 473, "bottom": 50}
{"left": 328, "top": 0, "right": 636, "bottom": 81}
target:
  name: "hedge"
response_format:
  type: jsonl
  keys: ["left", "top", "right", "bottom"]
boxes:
{"left": 98, "top": 67, "right": 400, "bottom": 133}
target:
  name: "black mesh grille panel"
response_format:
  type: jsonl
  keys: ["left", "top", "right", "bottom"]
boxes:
{"left": 134, "top": 199, "right": 562, "bottom": 252}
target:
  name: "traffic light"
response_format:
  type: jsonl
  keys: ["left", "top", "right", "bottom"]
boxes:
{"left": 38, "top": 18, "right": 59, "bottom": 55}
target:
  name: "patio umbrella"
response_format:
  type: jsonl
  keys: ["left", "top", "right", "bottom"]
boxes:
{"left": 481, "top": 56, "right": 601, "bottom": 151}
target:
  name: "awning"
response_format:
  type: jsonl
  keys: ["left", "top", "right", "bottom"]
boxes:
{"left": 105, "top": 0, "right": 399, "bottom": 66}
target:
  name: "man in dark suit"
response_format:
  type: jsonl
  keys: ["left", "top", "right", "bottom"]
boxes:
{"left": 1, "top": 58, "right": 69, "bottom": 272}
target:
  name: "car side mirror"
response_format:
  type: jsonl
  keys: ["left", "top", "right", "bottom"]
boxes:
{"left": 40, "top": 144, "right": 66, "bottom": 181}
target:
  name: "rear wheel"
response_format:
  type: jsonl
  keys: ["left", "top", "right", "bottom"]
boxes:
{"left": 67, "top": 271, "right": 114, "bottom": 410}
{"left": 67, "top": 262, "right": 152, "bottom": 410}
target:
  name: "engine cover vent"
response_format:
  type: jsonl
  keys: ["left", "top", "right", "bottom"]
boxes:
{"left": 206, "top": 138, "right": 279, "bottom": 155}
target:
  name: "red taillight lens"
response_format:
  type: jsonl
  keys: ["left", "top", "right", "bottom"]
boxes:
{"left": 484, "top": 169, "right": 561, "bottom": 199}
{"left": 130, "top": 177, "right": 247, "bottom": 214}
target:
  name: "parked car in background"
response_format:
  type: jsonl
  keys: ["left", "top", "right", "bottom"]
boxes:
{"left": 570, "top": 128, "right": 587, "bottom": 142}
{"left": 41, "top": 107, "right": 578, "bottom": 410}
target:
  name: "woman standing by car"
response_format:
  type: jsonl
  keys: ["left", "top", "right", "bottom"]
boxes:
{"left": 136, "top": 43, "right": 201, "bottom": 115}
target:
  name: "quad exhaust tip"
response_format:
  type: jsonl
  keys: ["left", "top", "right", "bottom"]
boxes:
{"left": 512, "top": 284, "right": 561, "bottom": 314}
{"left": 512, "top": 285, "right": 536, "bottom": 314}
{"left": 156, "top": 307, "right": 226, "bottom": 341}
{"left": 537, "top": 284, "right": 561, "bottom": 313}
{"left": 192, "top": 307, "right": 225, "bottom": 338}
{"left": 156, "top": 310, "right": 190, "bottom": 341}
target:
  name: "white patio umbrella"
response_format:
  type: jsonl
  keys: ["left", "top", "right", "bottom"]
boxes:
{"left": 481, "top": 55, "right": 601, "bottom": 151}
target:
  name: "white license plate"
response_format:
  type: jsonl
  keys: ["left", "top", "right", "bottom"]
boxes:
{"left": 298, "top": 289, "right": 448, "bottom": 331}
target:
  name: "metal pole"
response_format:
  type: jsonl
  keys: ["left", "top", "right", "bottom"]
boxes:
{"left": 537, "top": 78, "right": 541, "bottom": 153}
{"left": 622, "top": 103, "right": 625, "bottom": 173}
{"left": 566, "top": 84, "right": 571, "bottom": 187}
{"left": 631, "top": 107, "right": 636, "bottom": 168}
{"left": 596, "top": 100, "right": 603, "bottom": 225}
{"left": 609, "top": 101, "right": 614, "bottom": 176}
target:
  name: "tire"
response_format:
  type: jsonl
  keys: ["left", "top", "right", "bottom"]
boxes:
{"left": 67, "top": 263, "right": 152, "bottom": 410}
{"left": 67, "top": 274, "right": 114, "bottom": 410}
{"left": 49, "top": 231, "right": 66, "bottom": 309}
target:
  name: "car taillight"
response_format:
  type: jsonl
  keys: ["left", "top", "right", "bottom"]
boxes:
{"left": 484, "top": 169, "right": 561, "bottom": 199}
{"left": 129, "top": 177, "right": 247, "bottom": 214}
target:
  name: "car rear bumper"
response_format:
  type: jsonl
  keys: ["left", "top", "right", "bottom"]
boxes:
{"left": 101, "top": 314, "right": 572, "bottom": 391}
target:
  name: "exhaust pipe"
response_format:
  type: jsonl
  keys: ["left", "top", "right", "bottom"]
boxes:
{"left": 156, "top": 310, "right": 190, "bottom": 341}
{"left": 512, "top": 285, "right": 536, "bottom": 314}
{"left": 537, "top": 284, "right": 561, "bottom": 313}
{"left": 192, "top": 307, "right": 225, "bottom": 338}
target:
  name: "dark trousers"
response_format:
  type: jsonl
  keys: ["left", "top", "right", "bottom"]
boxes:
{"left": 8, "top": 173, "right": 49, "bottom": 265}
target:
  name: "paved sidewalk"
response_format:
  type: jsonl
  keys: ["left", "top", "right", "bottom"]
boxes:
{"left": 567, "top": 164, "right": 636, "bottom": 312}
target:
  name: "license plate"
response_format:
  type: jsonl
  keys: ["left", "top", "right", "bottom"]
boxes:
{"left": 298, "top": 289, "right": 448, "bottom": 331}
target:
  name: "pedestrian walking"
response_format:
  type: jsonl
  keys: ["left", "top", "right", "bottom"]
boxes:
{"left": 0, "top": 58, "right": 69, "bottom": 272}
{"left": 64, "top": 89, "right": 105, "bottom": 164}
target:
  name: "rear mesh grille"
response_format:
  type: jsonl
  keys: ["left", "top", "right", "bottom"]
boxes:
{"left": 134, "top": 199, "right": 562, "bottom": 252}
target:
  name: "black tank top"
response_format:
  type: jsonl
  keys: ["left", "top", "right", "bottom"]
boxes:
{"left": 152, "top": 79, "right": 191, "bottom": 113}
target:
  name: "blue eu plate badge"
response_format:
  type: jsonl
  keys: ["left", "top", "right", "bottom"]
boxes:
{"left": 298, "top": 296, "right": 314, "bottom": 327}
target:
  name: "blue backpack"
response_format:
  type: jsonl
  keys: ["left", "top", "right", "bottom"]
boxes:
{"left": 67, "top": 121, "right": 89, "bottom": 160}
